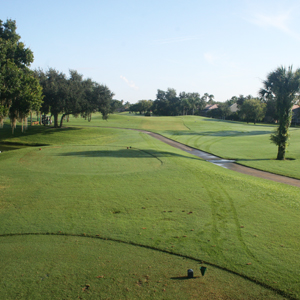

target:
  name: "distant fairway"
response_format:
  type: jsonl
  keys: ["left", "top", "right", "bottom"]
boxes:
{"left": 64, "top": 113, "right": 300, "bottom": 179}
{"left": 0, "top": 115, "right": 299, "bottom": 299}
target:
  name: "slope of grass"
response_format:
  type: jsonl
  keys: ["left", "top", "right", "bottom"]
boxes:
{"left": 0, "top": 123, "right": 299, "bottom": 299}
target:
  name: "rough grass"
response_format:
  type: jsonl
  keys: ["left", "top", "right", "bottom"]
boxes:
{"left": 0, "top": 116, "right": 299, "bottom": 299}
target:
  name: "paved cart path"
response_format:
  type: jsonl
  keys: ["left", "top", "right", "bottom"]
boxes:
{"left": 142, "top": 130, "right": 300, "bottom": 188}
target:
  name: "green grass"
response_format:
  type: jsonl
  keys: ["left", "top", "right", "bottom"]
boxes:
{"left": 0, "top": 235, "right": 284, "bottom": 300}
{"left": 49, "top": 113, "right": 300, "bottom": 179}
{"left": 0, "top": 116, "right": 299, "bottom": 299}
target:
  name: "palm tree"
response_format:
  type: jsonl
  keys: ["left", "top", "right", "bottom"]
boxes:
{"left": 260, "top": 66, "right": 300, "bottom": 160}
{"left": 203, "top": 93, "right": 209, "bottom": 102}
{"left": 188, "top": 93, "right": 201, "bottom": 115}
{"left": 181, "top": 98, "right": 190, "bottom": 115}
{"left": 208, "top": 94, "right": 215, "bottom": 104}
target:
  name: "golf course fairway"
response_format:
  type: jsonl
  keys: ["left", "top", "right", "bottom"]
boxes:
{"left": 0, "top": 114, "right": 299, "bottom": 299}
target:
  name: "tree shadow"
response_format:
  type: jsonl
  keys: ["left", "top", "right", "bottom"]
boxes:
{"left": 202, "top": 118, "right": 277, "bottom": 128}
{"left": 0, "top": 124, "right": 82, "bottom": 144}
{"left": 170, "top": 276, "right": 200, "bottom": 280}
{"left": 236, "top": 158, "right": 273, "bottom": 162}
{"left": 56, "top": 148, "right": 204, "bottom": 163}
{"left": 163, "top": 130, "right": 273, "bottom": 137}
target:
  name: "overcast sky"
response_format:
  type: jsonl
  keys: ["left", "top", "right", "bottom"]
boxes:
{"left": 2, "top": 0, "right": 300, "bottom": 103}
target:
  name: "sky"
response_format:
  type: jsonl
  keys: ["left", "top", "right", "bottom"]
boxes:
{"left": 2, "top": 0, "right": 300, "bottom": 103}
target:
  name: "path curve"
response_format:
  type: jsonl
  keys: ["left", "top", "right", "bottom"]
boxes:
{"left": 140, "top": 130, "right": 300, "bottom": 188}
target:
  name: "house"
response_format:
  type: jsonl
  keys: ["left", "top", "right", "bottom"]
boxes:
{"left": 201, "top": 104, "right": 218, "bottom": 115}
{"left": 292, "top": 104, "right": 300, "bottom": 124}
{"left": 229, "top": 103, "right": 238, "bottom": 113}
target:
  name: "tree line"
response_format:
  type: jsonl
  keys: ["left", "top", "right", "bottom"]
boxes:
{"left": 129, "top": 90, "right": 215, "bottom": 116}
{"left": 35, "top": 68, "right": 114, "bottom": 128}
{"left": 129, "top": 91, "right": 290, "bottom": 126}
{"left": 0, "top": 19, "right": 114, "bottom": 132}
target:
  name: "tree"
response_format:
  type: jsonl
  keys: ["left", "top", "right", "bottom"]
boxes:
{"left": 87, "top": 82, "right": 114, "bottom": 121}
{"left": 152, "top": 88, "right": 179, "bottom": 116}
{"left": 207, "top": 94, "right": 215, "bottom": 104}
{"left": 110, "top": 99, "right": 124, "bottom": 113}
{"left": 260, "top": 66, "right": 300, "bottom": 160}
{"left": 179, "top": 92, "right": 191, "bottom": 115}
{"left": 218, "top": 102, "right": 232, "bottom": 120}
{"left": 165, "top": 88, "right": 180, "bottom": 116}
{"left": 264, "top": 97, "right": 278, "bottom": 123}
{"left": 202, "top": 93, "right": 209, "bottom": 103}
{"left": 128, "top": 100, "right": 151, "bottom": 115}
{"left": 238, "top": 98, "right": 266, "bottom": 124}
{"left": 226, "top": 96, "right": 238, "bottom": 106}
{"left": 36, "top": 68, "right": 114, "bottom": 127}
{"left": 36, "top": 68, "right": 68, "bottom": 128}
{"left": 0, "top": 19, "right": 42, "bottom": 132}
{"left": 187, "top": 93, "right": 201, "bottom": 115}
{"left": 10, "top": 69, "right": 43, "bottom": 132}
{"left": 153, "top": 89, "right": 206, "bottom": 116}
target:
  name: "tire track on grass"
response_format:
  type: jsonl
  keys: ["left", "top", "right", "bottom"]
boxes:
{"left": 218, "top": 185, "right": 258, "bottom": 261}
{"left": 201, "top": 184, "right": 230, "bottom": 264}
{"left": 0, "top": 232, "right": 297, "bottom": 300}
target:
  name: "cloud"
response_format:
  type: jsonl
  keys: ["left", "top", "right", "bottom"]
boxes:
{"left": 246, "top": 9, "right": 300, "bottom": 40}
{"left": 203, "top": 51, "right": 241, "bottom": 72}
{"left": 120, "top": 75, "right": 139, "bottom": 90}
{"left": 153, "top": 35, "right": 200, "bottom": 45}
{"left": 204, "top": 52, "right": 218, "bottom": 64}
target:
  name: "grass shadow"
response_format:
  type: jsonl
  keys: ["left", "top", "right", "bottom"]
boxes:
{"left": 163, "top": 130, "right": 273, "bottom": 137}
{"left": 0, "top": 124, "right": 83, "bottom": 144}
{"left": 170, "top": 276, "right": 200, "bottom": 280}
{"left": 57, "top": 148, "right": 203, "bottom": 163}
{"left": 202, "top": 118, "right": 277, "bottom": 128}
{"left": 236, "top": 158, "right": 273, "bottom": 162}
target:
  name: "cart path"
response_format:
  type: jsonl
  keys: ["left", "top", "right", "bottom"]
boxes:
{"left": 141, "top": 130, "right": 300, "bottom": 188}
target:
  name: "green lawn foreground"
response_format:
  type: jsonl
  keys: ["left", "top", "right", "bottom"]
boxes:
{"left": 0, "top": 119, "right": 299, "bottom": 299}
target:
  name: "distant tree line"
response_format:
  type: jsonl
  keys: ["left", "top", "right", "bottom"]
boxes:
{"left": 205, "top": 95, "right": 267, "bottom": 125}
{"left": 128, "top": 89, "right": 298, "bottom": 129}
{"left": 129, "top": 89, "right": 214, "bottom": 116}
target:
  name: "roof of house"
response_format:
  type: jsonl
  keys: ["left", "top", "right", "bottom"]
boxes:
{"left": 229, "top": 103, "right": 238, "bottom": 112}
{"left": 204, "top": 104, "right": 218, "bottom": 110}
